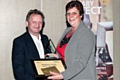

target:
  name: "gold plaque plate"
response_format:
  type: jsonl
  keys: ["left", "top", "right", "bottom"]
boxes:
{"left": 41, "top": 66, "right": 60, "bottom": 76}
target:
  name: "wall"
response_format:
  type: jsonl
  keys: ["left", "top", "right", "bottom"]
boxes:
{"left": 42, "top": 0, "right": 66, "bottom": 45}
{"left": 113, "top": 0, "right": 120, "bottom": 80}
{"left": 0, "top": 0, "right": 40, "bottom": 80}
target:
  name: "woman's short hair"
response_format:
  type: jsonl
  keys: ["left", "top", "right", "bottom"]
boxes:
{"left": 66, "top": 0, "right": 84, "bottom": 20}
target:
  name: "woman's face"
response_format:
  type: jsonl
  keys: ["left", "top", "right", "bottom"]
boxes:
{"left": 66, "top": 7, "right": 82, "bottom": 28}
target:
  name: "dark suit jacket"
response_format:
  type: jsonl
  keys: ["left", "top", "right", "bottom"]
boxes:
{"left": 12, "top": 31, "right": 51, "bottom": 80}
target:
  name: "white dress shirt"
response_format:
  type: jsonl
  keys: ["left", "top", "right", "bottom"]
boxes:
{"left": 30, "top": 34, "right": 45, "bottom": 58}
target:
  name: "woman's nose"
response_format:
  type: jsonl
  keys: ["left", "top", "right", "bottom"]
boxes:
{"left": 69, "top": 13, "right": 74, "bottom": 17}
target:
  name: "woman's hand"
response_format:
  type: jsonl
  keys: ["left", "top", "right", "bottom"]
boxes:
{"left": 45, "top": 53, "right": 59, "bottom": 58}
{"left": 47, "top": 71, "right": 63, "bottom": 80}
{"left": 98, "top": 75, "right": 108, "bottom": 80}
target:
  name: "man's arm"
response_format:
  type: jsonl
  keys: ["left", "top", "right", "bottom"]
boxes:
{"left": 12, "top": 38, "right": 35, "bottom": 80}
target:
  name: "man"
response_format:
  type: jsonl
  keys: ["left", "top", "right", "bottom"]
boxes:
{"left": 12, "top": 9, "right": 51, "bottom": 80}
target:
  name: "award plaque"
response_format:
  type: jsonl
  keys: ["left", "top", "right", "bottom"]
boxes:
{"left": 41, "top": 66, "right": 60, "bottom": 76}
{"left": 31, "top": 59, "right": 65, "bottom": 78}
{"left": 45, "top": 39, "right": 56, "bottom": 53}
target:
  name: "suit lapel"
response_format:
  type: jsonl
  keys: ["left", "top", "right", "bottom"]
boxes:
{"left": 25, "top": 32, "right": 40, "bottom": 59}
{"left": 41, "top": 36, "right": 49, "bottom": 55}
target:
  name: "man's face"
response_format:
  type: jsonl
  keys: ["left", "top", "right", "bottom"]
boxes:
{"left": 26, "top": 14, "right": 43, "bottom": 36}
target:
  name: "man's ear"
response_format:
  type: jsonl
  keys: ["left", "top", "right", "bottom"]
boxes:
{"left": 25, "top": 21, "right": 28, "bottom": 27}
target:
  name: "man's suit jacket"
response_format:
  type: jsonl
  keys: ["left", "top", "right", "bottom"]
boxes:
{"left": 58, "top": 21, "right": 97, "bottom": 80}
{"left": 12, "top": 31, "right": 51, "bottom": 80}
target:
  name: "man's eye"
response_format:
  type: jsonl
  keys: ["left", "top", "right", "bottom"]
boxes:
{"left": 38, "top": 22, "right": 43, "bottom": 24}
{"left": 39, "top": 22, "right": 42, "bottom": 24}
{"left": 33, "top": 21, "right": 36, "bottom": 24}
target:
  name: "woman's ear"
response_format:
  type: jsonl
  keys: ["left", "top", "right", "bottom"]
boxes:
{"left": 80, "top": 15, "right": 82, "bottom": 18}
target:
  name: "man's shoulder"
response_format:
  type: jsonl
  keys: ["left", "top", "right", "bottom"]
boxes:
{"left": 41, "top": 34, "right": 49, "bottom": 39}
{"left": 13, "top": 32, "right": 29, "bottom": 42}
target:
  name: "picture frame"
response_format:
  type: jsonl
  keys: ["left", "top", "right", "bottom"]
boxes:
{"left": 31, "top": 59, "right": 65, "bottom": 78}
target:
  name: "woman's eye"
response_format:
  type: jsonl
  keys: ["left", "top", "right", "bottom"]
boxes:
{"left": 67, "top": 13, "right": 70, "bottom": 15}
{"left": 67, "top": 12, "right": 77, "bottom": 16}
{"left": 73, "top": 12, "right": 77, "bottom": 15}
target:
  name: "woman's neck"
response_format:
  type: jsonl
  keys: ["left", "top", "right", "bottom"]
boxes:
{"left": 66, "top": 28, "right": 76, "bottom": 38}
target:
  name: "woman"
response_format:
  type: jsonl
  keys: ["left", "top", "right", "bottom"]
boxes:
{"left": 48, "top": 1, "right": 97, "bottom": 80}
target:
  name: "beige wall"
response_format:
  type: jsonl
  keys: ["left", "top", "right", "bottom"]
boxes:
{"left": 0, "top": 0, "right": 120, "bottom": 80}
{"left": 113, "top": 0, "right": 120, "bottom": 80}
{"left": 42, "top": 0, "right": 66, "bottom": 46}
{"left": 0, "top": 0, "right": 41, "bottom": 80}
